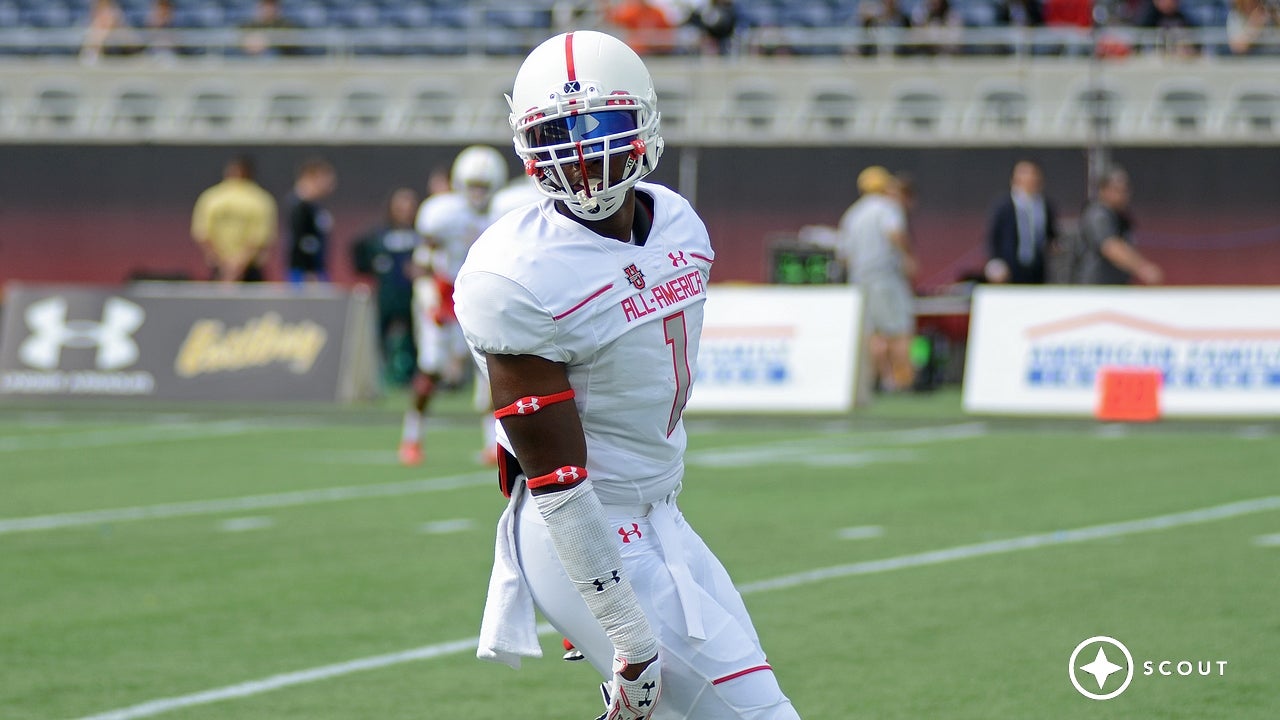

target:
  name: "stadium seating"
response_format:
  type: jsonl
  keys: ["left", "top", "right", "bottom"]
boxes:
{"left": 0, "top": 1, "right": 1276, "bottom": 146}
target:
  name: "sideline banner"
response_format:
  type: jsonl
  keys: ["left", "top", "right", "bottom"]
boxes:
{"left": 963, "top": 285, "right": 1280, "bottom": 417}
{"left": 0, "top": 282, "right": 379, "bottom": 402}
{"left": 689, "top": 285, "right": 863, "bottom": 413}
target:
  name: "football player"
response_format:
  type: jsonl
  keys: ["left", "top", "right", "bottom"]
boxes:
{"left": 455, "top": 31, "right": 802, "bottom": 719}
{"left": 399, "top": 145, "right": 508, "bottom": 466}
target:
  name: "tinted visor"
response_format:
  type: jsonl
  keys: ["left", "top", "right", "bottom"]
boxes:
{"left": 529, "top": 111, "right": 638, "bottom": 154}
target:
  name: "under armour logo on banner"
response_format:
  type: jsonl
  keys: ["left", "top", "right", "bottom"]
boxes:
{"left": 668, "top": 251, "right": 688, "bottom": 267}
{"left": 619, "top": 523, "right": 643, "bottom": 543}
{"left": 591, "top": 570, "right": 621, "bottom": 592}
{"left": 20, "top": 296, "right": 144, "bottom": 370}
{"left": 563, "top": 81, "right": 581, "bottom": 93}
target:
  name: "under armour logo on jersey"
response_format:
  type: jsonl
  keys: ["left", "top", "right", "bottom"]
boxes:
{"left": 624, "top": 263, "right": 646, "bottom": 289}
{"left": 592, "top": 570, "right": 621, "bottom": 592}
{"left": 668, "top": 251, "right": 688, "bottom": 267}
{"left": 618, "top": 523, "right": 643, "bottom": 543}
{"left": 563, "top": 80, "right": 581, "bottom": 94}
{"left": 20, "top": 296, "right": 144, "bottom": 370}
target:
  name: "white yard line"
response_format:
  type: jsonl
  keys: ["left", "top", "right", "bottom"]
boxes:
{"left": 71, "top": 494, "right": 1280, "bottom": 720}
{"left": 0, "top": 419, "right": 313, "bottom": 453}
{"left": 417, "top": 519, "right": 476, "bottom": 535}
{"left": 5, "top": 424, "right": 968, "bottom": 535}
{"left": 739, "top": 495, "right": 1280, "bottom": 593}
{"left": 836, "top": 525, "right": 886, "bottom": 541}
{"left": 0, "top": 472, "right": 492, "bottom": 535}
{"left": 687, "top": 422, "right": 986, "bottom": 468}
{"left": 1253, "top": 533, "right": 1280, "bottom": 547}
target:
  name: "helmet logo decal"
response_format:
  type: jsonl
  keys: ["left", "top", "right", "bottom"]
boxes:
{"left": 564, "top": 81, "right": 581, "bottom": 94}
{"left": 624, "top": 264, "right": 646, "bottom": 289}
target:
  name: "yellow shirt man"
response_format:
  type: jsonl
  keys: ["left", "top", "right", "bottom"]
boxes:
{"left": 191, "top": 169, "right": 278, "bottom": 282}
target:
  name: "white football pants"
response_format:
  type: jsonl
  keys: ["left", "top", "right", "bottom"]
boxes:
{"left": 515, "top": 488, "right": 802, "bottom": 719}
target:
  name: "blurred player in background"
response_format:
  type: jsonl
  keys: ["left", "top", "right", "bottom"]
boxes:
{"left": 285, "top": 157, "right": 338, "bottom": 284}
{"left": 838, "top": 165, "right": 917, "bottom": 392}
{"left": 489, "top": 175, "right": 543, "bottom": 220}
{"left": 191, "top": 154, "right": 277, "bottom": 283}
{"left": 1077, "top": 166, "right": 1164, "bottom": 285}
{"left": 399, "top": 145, "right": 508, "bottom": 466}
{"left": 351, "top": 187, "right": 421, "bottom": 386}
{"left": 456, "top": 31, "right": 801, "bottom": 719}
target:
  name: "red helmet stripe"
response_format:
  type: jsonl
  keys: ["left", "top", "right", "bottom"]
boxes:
{"left": 564, "top": 32, "right": 577, "bottom": 82}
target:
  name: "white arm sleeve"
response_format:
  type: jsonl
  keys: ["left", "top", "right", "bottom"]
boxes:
{"left": 532, "top": 479, "right": 658, "bottom": 666}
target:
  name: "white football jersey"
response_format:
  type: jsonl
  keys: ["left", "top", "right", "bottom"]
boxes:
{"left": 415, "top": 192, "right": 496, "bottom": 283}
{"left": 454, "top": 182, "right": 714, "bottom": 506}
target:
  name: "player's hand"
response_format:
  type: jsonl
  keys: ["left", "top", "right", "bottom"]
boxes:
{"left": 602, "top": 654, "right": 661, "bottom": 720}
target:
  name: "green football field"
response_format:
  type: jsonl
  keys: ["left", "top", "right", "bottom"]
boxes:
{"left": 2, "top": 389, "right": 1278, "bottom": 720}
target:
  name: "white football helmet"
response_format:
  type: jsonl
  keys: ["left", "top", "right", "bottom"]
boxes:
{"left": 508, "top": 31, "right": 664, "bottom": 221}
{"left": 451, "top": 145, "right": 509, "bottom": 213}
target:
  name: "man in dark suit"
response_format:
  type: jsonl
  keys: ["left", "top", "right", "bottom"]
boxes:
{"left": 985, "top": 160, "right": 1058, "bottom": 284}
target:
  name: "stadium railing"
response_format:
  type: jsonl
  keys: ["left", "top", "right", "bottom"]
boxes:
{"left": 0, "top": 26, "right": 1277, "bottom": 146}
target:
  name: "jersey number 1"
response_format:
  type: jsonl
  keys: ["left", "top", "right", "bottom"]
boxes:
{"left": 663, "top": 311, "right": 692, "bottom": 437}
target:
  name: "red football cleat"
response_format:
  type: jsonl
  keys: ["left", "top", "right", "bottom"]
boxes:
{"left": 398, "top": 440, "right": 423, "bottom": 466}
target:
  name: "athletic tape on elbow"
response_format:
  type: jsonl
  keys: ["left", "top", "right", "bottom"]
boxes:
{"left": 532, "top": 479, "right": 658, "bottom": 664}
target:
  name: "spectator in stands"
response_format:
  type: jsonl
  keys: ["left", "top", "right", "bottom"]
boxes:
{"left": 993, "top": 0, "right": 1049, "bottom": 54}
{"left": 985, "top": 160, "right": 1059, "bottom": 284}
{"left": 910, "top": 0, "right": 962, "bottom": 55}
{"left": 859, "top": 0, "right": 912, "bottom": 56}
{"left": 837, "top": 166, "right": 918, "bottom": 392}
{"left": 996, "top": 0, "right": 1047, "bottom": 26}
{"left": 607, "top": 0, "right": 678, "bottom": 54}
{"left": 80, "top": 0, "right": 132, "bottom": 63}
{"left": 240, "top": 0, "right": 300, "bottom": 56}
{"left": 1227, "top": 0, "right": 1279, "bottom": 54}
{"left": 552, "top": 0, "right": 605, "bottom": 34}
{"left": 144, "top": 0, "right": 180, "bottom": 58}
{"left": 285, "top": 157, "right": 338, "bottom": 284}
{"left": 1077, "top": 167, "right": 1164, "bottom": 285}
{"left": 1137, "top": 0, "right": 1199, "bottom": 55}
{"left": 352, "top": 187, "right": 421, "bottom": 386}
{"left": 1044, "top": 0, "right": 1095, "bottom": 27}
{"left": 689, "top": 0, "right": 739, "bottom": 55}
{"left": 191, "top": 155, "right": 278, "bottom": 283}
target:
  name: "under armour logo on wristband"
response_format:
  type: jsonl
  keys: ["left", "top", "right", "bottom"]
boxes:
{"left": 591, "top": 570, "right": 621, "bottom": 592}
{"left": 515, "top": 397, "right": 540, "bottom": 414}
{"left": 556, "top": 467, "right": 582, "bottom": 483}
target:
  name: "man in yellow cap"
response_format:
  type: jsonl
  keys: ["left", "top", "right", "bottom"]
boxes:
{"left": 837, "top": 165, "right": 917, "bottom": 392}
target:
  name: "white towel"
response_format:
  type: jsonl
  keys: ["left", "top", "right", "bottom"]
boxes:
{"left": 476, "top": 484, "right": 542, "bottom": 668}
{"left": 648, "top": 497, "right": 706, "bottom": 640}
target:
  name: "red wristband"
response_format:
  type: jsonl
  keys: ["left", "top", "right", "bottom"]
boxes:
{"left": 495, "top": 389, "right": 576, "bottom": 419}
{"left": 526, "top": 466, "right": 588, "bottom": 489}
